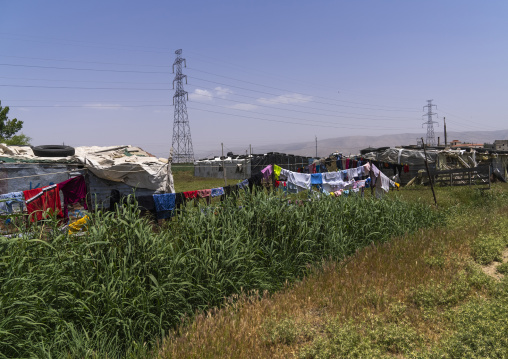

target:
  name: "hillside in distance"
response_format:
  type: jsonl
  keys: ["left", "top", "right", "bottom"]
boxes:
{"left": 211, "top": 129, "right": 508, "bottom": 158}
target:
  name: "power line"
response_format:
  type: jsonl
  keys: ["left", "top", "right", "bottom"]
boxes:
{"left": 188, "top": 76, "right": 420, "bottom": 112}
{"left": 185, "top": 67, "right": 418, "bottom": 110}
{"left": 188, "top": 99, "right": 409, "bottom": 126}
{"left": 0, "top": 62, "right": 418, "bottom": 112}
{"left": 0, "top": 84, "right": 168, "bottom": 91}
{"left": 187, "top": 105, "right": 415, "bottom": 131}
{"left": 0, "top": 75, "right": 169, "bottom": 85}
{"left": 0, "top": 63, "right": 167, "bottom": 74}
{"left": 185, "top": 83, "right": 412, "bottom": 120}
{"left": 1, "top": 81, "right": 415, "bottom": 120}
{"left": 0, "top": 54, "right": 171, "bottom": 68}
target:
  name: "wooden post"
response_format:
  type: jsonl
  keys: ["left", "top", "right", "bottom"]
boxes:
{"left": 488, "top": 166, "right": 491, "bottom": 189}
{"left": 221, "top": 143, "right": 227, "bottom": 187}
{"left": 444, "top": 117, "right": 447, "bottom": 147}
{"left": 422, "top": 138, "right": 438, "bottom": 207}
{"left": 271, "top": 152, "right": 276, "bottom": 192}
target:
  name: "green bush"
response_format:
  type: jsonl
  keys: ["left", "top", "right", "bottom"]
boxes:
{"left": 471, "top": 234, "right": 505, "bottom": 265}
{"left": 262, "top": 317, "right": 311, "bottom": 345}
{"left": 497, "top": 262, "right": 508, "bottom": 275}
{"left": 298, "top": 317, "right": 421, "bottom": 358}
{"left": 439, "top": 298, "right": 508, "bottom": 358}
{"left": 0, "top": 191, "right": 441, "bottom": 358}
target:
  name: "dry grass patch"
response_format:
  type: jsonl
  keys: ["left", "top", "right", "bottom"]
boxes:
{"left": 156, "top": 203, "right": 508, "bottom": 358}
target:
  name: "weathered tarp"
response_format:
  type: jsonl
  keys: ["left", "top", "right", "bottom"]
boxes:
{"left": 75, "top": 147, "right": 170, "bottom": 192}
{"left": 363, "top": 148, "right": 438, "bottom": 165}
{"left": 0, "top": 145, "right": 173, "bottom": 192}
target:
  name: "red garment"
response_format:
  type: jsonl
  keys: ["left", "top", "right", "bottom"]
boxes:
{"left": 345, "top": 159, "right": 350, "bottom": 169}
{"left": 58, "top": 175, "right": 88, "bottom": 219}
{"left": 274, "top": 180, "right": 280, "bottom": 188}
{"left": 404, "top": 164, "right": 409, "bottom": 173}
{"left": 24, "top": 184, "right": 63, "bottom": 222}
{"left": 183, "top": 190, "right": 198, "bottom": 199}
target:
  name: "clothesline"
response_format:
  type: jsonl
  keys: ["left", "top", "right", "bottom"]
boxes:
{"left": 0, "top": 175, "right": 88, "bottom": 222}
{"left": 151, "top": 161, "right": 400, "bottom": 220}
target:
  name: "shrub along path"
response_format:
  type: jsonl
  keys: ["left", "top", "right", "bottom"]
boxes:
{"left": 156, "top": 184, "right": 508, "bottom": 358}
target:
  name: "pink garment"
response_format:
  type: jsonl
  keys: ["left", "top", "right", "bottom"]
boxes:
{"left": 197, "top": 189, "right": 212, "bottom": 198}
{"left": 58, "top": 175, "right": 88, "bottom": 219}
{"left": 261, "top": 165, "right": 273, "bottom": 180}
{"left": 334, "top": 190, "right": 343, "bottom": 196}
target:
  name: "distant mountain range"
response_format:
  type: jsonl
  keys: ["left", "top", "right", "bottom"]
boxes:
{"left": 198, "top": 129, "right": 508, "bottom": 159}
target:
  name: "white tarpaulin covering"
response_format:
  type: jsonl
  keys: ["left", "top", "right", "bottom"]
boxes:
{"left": 362, "top": 148, "right": 438, "bottom": 165}
{"left": 0, "top": 145, "right": 173, "bottom": 192}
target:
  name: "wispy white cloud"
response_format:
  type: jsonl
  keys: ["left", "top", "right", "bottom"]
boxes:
{"left": 228, "top": 103, "right": 258, "bottom": 111}
{"left": 189, "top": 87, "right": 233, "bottom": 102}
{"left": 257, "top": 93, "right": 313, "bottom": 105}
{"left": 189, "top": 89, "right": 213, "bottom": 102}
{"left": 83, "top": 103, "right": 124, "bottom": 110}
{"left": 214, "top": 86, "right": 233, "bottom": 98}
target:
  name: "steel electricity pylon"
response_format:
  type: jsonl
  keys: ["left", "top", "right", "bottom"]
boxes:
{"left": 171, "top": 49, "right": 194, "bottom": 163}
{"left": 422, "top": 99, "right": 439, "bottom": 147}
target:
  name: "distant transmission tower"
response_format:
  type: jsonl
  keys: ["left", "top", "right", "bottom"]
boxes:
{"left": 422, "top": 100, "right": 439, "bottom": 147}
{"left": 171, "top": 49, "right": 194, "bottom": 163}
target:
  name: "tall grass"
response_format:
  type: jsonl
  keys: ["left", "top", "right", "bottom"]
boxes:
{"left": 0, "top": 190, "right": 441, "bottom": 358}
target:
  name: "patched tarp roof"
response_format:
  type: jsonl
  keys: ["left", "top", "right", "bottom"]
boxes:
{"left": 0, "top": 144, "right": 172, "bottom": 192}
{"left": 362, "top": 148, "right": 438, "bottom": 165}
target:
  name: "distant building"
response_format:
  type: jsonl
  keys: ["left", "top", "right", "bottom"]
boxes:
{"left": 493, "top": 140, "right": 508, "bottom": 151}
{"left": 448, "top": 139, "right": 484, "bottom": 149}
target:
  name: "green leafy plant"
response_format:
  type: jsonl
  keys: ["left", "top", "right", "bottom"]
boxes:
{"left": 0, "top": 191, "right": 441, "bottom": 358}
{"left": 471, "top": 234, "right": 505, "bottom": 265}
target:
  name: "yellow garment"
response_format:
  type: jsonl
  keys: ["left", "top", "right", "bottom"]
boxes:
{"left": 274, "top": 165, "right": 282, "bottom": 180}
{"left": 68, "top": 215, "right": 90, "bottom": 235}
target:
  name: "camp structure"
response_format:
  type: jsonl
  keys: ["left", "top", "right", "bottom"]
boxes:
{"left": 0, "top": 144, "right": 174, "bottom": 210}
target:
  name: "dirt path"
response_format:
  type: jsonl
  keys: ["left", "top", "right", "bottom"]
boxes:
{"left": 481, "top": 248, "right": 508, "bottom": 280}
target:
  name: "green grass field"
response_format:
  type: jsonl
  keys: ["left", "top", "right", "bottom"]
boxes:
{"left": 157, "top": 182, "right": 508, "bottom": 359}
{"left": 1, "top": 165, "right": 507, "bottom": 358}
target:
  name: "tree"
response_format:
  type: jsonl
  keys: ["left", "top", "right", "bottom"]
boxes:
{"left": 0, "top": 100, "right": 31, "bottom": 145}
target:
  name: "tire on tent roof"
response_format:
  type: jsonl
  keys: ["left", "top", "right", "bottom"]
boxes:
{"left": 32, "top": 145, "right": 75, "bottom": 157}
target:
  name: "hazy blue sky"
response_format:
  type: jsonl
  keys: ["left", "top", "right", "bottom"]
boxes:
{"left": 1, "top": 1, "right": 507, "bottom": 158}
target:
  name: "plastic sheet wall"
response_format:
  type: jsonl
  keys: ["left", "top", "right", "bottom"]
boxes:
{"left": 87, "top": 172, "right": 156, "bottom": 210}
{"left": 194, "top": 158, "right": 251, "bottom": 180}
{"left": 0, "top": 163, "right": 85, "bottom": 193}
{"left": 0, "top": 163, "right": 156, "bottom": 210}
